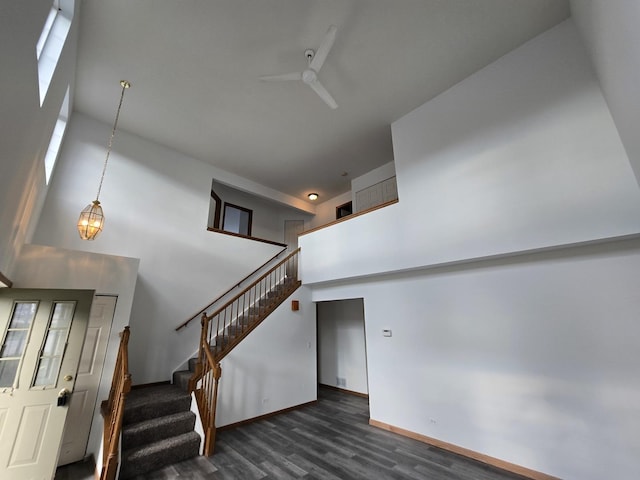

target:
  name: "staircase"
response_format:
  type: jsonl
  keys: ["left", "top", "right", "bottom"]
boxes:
{"left": 189, "top": 249, "right": 302, "bottom": 455}
{"left": 173, "top": 279, "right": 300, "bottom": 392}
{"left": 117, "top": 249, "right": 302, "bottom": 476}
{"left": 211, "top": 276, "right": 300, "bottom": 361}
{"left": 119, "top": 384, "right": 200, "bottom": 479}
{"left": 172, "top": 276, "right": 299, "bottom": 389}
{"left": 173, "top": 357, "right": 198, "bottom": 393}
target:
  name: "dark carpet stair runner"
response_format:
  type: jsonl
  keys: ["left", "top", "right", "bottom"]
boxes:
{"left": 119, "top": 383, "right": 200, "bottom": 479}
{"left": 120, "top": 277, "right": 300, "bottom": 478}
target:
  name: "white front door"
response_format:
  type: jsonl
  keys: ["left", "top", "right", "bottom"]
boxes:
{"left": 0, "top": 288, "right": 93, "bottom": 480}
{"left": 58, "top": 295, "right": 116, "bottom": 466}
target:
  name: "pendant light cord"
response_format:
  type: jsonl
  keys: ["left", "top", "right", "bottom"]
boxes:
{"left": 95, "top": 80, "right": 130, "bottom": 202}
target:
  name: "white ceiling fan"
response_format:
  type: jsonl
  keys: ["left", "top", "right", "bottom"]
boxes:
{"left": 260, "top": 25, "right": 338, "bottom": 109}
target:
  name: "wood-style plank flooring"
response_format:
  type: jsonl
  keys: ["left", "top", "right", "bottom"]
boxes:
{"left": 57, "top": 386, "right": 530, "bottom": 479}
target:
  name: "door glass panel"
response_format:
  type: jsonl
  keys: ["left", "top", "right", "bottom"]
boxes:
{"left": 33, "top": 357, "right": 61, "bottom": 387}
{"left": 32, "top": 301, "right": 75, "bottom": 388}
{"left": 0, "top": 360, "right": 20, "bottom": 388}
{"left": 0, "top": 331, "right": 29, "bottom": 357}
{"left": 42, "top": 329, "right": 66, "bottom": 356}
{"left": 0, "top": 301, "right": 38, "bottom": 388}
{"left": 9, "top": 302, "right": 38, "bottom": 328}
{"left": 50, "top": 302, "right": 74, "bottom": 328}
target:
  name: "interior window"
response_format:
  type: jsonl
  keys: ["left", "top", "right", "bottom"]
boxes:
{"left": 222, "top": 203, "right": 253, "bottom": 236}
{"left": 336, "top": 201, "right": 353, "bottom": 219}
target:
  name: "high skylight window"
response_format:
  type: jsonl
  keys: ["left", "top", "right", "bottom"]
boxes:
{"left": 44, "top": 87, "right": 70, "bottom": 184}
{"left": 37, "top": 0, "right": 72, "bottom": 106}
{"left": 36, "top": 2, "right": 59, "bottom": 59}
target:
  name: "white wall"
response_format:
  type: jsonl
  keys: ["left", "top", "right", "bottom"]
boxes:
{"left": 299, "top": 18, "right": 640, "bottom": 480}
{"left": 317, "top": 299, "right": 368, "bottom": 395}
{"left": 216, "top": 286, "right": 316, "bottom": 426}
{"left": 307, "top": 164, "right": 397, "bottom": 229}
{"left": 308, "top": 191, "right": 352, "bottom": 229}
{"left": 351, "top": 161, "right": 396, "bottom": 211}
{"left": 11, "top": 244, "right": 139, "bottom": 464}
{"left": 0, "top": 0, "right": 79, "bottom": 280}
{"left": 300, "top": 20, "right": 640, "bottom": 285}
{"left": 211, "top": 181, "right": 313, "bottom": 242}
{"left": 33, "top": 113, "right": 286, "bottom": 384}
{"left": 351, "top": 161, "right": 396, "bottom": 197}
{"left": 310, "top": 239, "right": 640, "bottom": 480}
{"left": 207, "top": 172, "right": 316, "bottom": 216}
{"left": 571, "top": 0, "right": 640, "bottom": 186}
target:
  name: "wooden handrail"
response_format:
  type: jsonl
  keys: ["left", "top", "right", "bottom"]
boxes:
{"left": 204, "top": 248, "right": 299, "bottom": 323}
{"left": 100, "top": 327, "right": 132, "bottom": 480}
{"left": 176, "top": 246, "right": 287, "bottom": 331}
{"left": 190, "top": 248, "right": 301, "bottom": 455}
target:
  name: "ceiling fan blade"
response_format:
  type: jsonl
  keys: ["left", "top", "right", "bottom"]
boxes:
{"left": 259, "top": 72, "right": 302, "bottom": 82}
{"left": 308, "top": 79, "right": 338, "bottom": 109}
{"left": 310, "top": 25, "right": 337, "bottom": 72}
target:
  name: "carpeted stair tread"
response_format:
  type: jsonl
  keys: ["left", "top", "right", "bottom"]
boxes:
{"left": 120, "top": 431, "right": 200, "bottom": 479}
{"left": 172, "top": 357, "right": 199, "bottom": 392}
{"left": 123, "top": 410, "right": 196, "bottom": 449}
{"left": 188, "top": 357, "right": 198, "bottom": 372}
{"left": 123, "top": 384, "right": 191, "bottom": 424}
{"left": 172, "top": 369, "right": 192, "bottom": 392}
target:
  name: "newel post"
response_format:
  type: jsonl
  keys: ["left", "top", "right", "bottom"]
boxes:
{"left": 204, "top": 362, "right": 222, "bottom": 456}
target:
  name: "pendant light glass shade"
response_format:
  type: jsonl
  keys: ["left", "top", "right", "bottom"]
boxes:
{"left": 77, "top": 80, "right": 130, "bottom": 240}
{"left": 77, "top": 200, "right": 104, "bottom": 240}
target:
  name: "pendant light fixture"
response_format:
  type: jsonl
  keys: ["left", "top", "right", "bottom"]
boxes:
{"left": 77, "top": 80, "right": 131, "bottom": 240}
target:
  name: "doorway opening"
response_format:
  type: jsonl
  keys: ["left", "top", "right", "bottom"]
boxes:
{"left": 316, "top": 298, "right": 369, "bottom": 399}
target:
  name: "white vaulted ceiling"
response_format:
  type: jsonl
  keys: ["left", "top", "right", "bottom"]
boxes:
{"left": 74, "top": 0, "right": 570, "bottom": 203}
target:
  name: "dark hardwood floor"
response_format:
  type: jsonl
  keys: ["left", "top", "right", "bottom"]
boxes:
{"left": 57, "top": 386, "right": 530, "bottom": 479}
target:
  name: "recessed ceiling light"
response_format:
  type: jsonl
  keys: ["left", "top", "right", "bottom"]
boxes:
{"left": 308, "top": 193, "right": 319, "bottom": 201}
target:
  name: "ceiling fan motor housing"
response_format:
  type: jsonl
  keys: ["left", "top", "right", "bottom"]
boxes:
{"left": 302, "top": 69, "right": 317, "bottom": 84}
{"left": 259, "top": 26, "right": 338, "bottom": 109}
